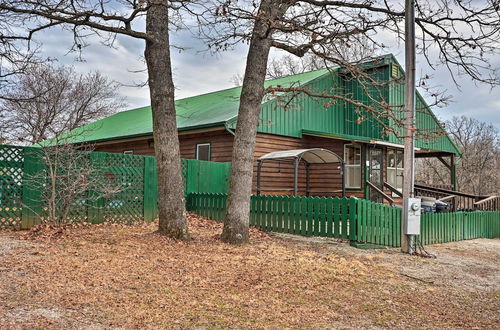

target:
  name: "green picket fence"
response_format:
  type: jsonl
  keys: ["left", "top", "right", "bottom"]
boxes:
{"left": 353, "top": 198, "right": 401, "bottom": 247}
{"left": 187, "top": 193, "right": 500, "bottom": 247}
{"left": 420, "top": 211, "right": 500, "bottom": 245}
{"left": 188, "top": 193, "right": 356, "bottom": 240}
{"left": 354, "top": 201, "right": 499, "bottom": 247}
{"left": 0, "top": 144, "right": 231, "bottom": 228}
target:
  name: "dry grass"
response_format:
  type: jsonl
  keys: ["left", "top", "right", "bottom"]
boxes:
{"left": 0, "top": 213, "right": 498, "bottom": 329}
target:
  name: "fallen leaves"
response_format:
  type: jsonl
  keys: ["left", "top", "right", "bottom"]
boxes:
{"left": 0, "top": 214, "right": 498, "bottom": 329}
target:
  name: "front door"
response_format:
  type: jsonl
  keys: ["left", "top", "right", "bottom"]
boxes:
{"left": 369, "top": 148, "right": 384, "bottom": 203}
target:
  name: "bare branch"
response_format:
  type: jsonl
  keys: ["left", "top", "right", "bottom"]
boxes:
{"left": 0, "top": 63, "right": 125, "bottom": 145}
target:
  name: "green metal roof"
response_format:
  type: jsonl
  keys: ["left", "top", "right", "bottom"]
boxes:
{"left": 53, "top": 68, "right": 330, "bottom": 145}
{"left": 47, "top": 54, "right": 459, "bottom": 155}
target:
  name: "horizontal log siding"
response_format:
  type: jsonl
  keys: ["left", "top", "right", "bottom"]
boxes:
{"left": 253, "top": 133, "right": 305, "bottom": 195}
{"left": 254, "top": 133, "right": 364, "bottom": 199}
{"left": 94, "top": 138, "right": 154, "bottom": 156}
{"left": 93, "top": 129, "right": 234, "bottom": 162}
{"left": 306, "top": 135, "right": 354, "bottom": 197}
{"left": 93, "top": 131, "right": 363, "bottom": 198}
{"left": 179, "top": 130, "right": 234, "bottom": 162}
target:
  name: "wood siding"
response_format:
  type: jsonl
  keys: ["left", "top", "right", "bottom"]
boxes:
{"left": 93, "top": 130, "right": 365, "bottom": 199}
{"left": 253, "top": 134, "right": 305, "bottom": 196}
{"left": 93, "top": 129, "right": 234, "bottom": 162}
{"left": 253, "top": 133, "right": 364, "bottom": 199}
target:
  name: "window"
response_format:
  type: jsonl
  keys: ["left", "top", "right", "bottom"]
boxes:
{"left": 123, "top": 150, "right": 134, "bottom": 154}
{"left": 387, "top": 149, "right": 404, "bottom": 192}
{"left": 344, "top": 144, "right": 361, "bottom": 189}
{"left": 196, "top": 143, "right": 211, "bottom": 161}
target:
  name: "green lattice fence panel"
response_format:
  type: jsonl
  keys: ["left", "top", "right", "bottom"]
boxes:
{"left": 0, "top": 144, "right": 151, "bottom": 228}
{"left": 1, "top": 143, "right": 230, "bottom": 228}
{"left": 98, "top": 152, "right": 145, "bottom": 223}
{"left": 56, "top": 150, "right": 92, "bottom": 223}
{"left": 0, "top": 145, "right": 24, "bottom": 228}
{"left": 181, "top": 158, "right": 188, "bottom": 194}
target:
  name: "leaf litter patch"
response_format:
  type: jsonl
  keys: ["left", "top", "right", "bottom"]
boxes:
{"left": 0, "top": 212, "right": 498, "bottom": 328}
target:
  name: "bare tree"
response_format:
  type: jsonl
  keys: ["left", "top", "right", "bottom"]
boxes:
{"left": 0, "top": 0, "right": 198, "bottom": 239}
{"left": 0, "top": 59, "right": 129, "bottom": 223}
{"left": 230, "top": 72, "right": 245, "bottom": 87}
{"left": 266, "top": 54, "right": 326, "bottom": 80}
{"left": 417, "top": 116, "right": 500, "bottom": 196}
{"left": 0, "top": 63, "right": 124, "bottom": 145}
{"left": 26, "top": 143, "right": 128, "bottom": 224}
{"left": 267, "top": 35, "right": 377, "bottom": 79}
{"left": 202, "top": 0, "right": 499, "bottom": 244}
{"left": 0, "top": 19, "right": 44, "bottom": 103}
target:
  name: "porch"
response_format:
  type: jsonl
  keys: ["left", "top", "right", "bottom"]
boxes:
{"left": 254, "top": 144, "right": 500, "bottom": 212}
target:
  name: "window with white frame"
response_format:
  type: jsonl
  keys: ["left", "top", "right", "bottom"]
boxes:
{"left": 387, "top": 149, "right": 404, "bottom": 192}
{"left": 344, "top": 144, "right": 361, "bottom": 188}
{"left": 196, "top": 143, "right": 211, "bottom": 161}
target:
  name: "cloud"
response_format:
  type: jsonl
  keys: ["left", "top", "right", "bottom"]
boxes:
{"left": 29, "top": 24, "right": 499, "bottom": 129}
{"left": 403, "top": 54, "right": 500, "bottom": 128}
{"left": 170, "top": 32, "right": 248, "bottom": 99}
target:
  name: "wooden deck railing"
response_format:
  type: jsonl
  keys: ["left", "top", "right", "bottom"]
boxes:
{"left": 414, "top": 184, "right": 500, "bottom": 211}
{"left": 384, "top": 181, "right": 403, "bottom": 198}
{"left": 366, "top": 181, "right": 395, "bottom": 205}
{"left": 474, "top": 196, "right": 500, "bottom": 211}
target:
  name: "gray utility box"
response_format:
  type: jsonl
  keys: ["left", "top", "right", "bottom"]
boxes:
{"left": 402, "top": 197, "right": 421, "bottom": 235}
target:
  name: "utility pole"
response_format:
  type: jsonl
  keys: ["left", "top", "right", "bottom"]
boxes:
{"left": 402, "top": 0, "right": 416, "bottom": 254}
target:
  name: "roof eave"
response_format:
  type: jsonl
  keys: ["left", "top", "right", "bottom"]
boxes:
{"left": 302, "top": 129, "right": 372, "bottom": 143}
{"left": 69, "top": 122, "right": 228, "bottom": 146}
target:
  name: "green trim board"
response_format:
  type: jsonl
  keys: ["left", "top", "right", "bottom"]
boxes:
{"left": 302, "top": 129, "right": 372, "bottom": 143}
{"left": 45, "top": 54, "right": 460, "bottom": 155}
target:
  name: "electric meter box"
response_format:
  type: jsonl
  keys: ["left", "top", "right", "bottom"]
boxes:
{"left": 403, "top": 197, "right": 421, "bottom": 235}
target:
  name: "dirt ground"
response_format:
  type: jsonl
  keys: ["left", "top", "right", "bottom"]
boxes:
{"left": 0, "top": 213, "right": 498, "bottom": 329}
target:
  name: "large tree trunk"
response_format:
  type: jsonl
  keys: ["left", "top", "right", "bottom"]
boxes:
{"left": 221, "top": 0, "right": 283, "bottom": 244}
{"left": 144, "top": 0, "right": 188, "bottom": 240}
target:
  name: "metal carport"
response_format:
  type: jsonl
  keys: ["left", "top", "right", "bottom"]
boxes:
{"left": 256, "top": 148, "right": 345, "bottom": 197}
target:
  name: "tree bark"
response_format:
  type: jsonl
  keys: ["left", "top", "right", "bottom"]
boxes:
{"left": 221, "top": 0, "right": 285, "bottom": 244}
{"left": 144, "top": 0, "right": 188, "bottom": 240}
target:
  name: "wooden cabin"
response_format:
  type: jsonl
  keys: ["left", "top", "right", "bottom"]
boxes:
{"left": 59, "top": 54, "right": 495, "bottom": 209}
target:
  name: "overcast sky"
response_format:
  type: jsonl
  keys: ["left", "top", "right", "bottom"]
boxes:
{"left": 36, "top": 27, "right": 500, "bottom": 129}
